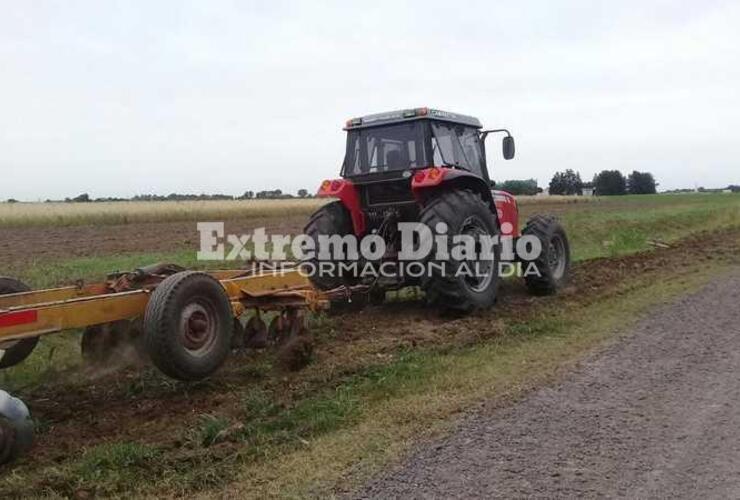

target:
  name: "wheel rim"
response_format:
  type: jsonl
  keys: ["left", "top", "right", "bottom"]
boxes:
{"left": 180, "top": 299, "right": 219, "bottom": 356}
{"left": 459, "top": 216, "right": 495, "bottom": 293}
{"left": 548, "top": 234, "right": 567, "bottom": 280}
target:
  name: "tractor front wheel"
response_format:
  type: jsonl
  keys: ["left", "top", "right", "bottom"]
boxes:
{"left": 521, "top": 215, "right": 571, "bottom": 295}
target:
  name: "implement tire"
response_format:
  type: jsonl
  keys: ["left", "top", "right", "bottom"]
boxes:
{"left": 143, "top": 271, "right": 233, "bottom": 381}
{"left": 420, "top": 189, "right": 500, "bottom": 313}
{"left": 521, "top": 215, "right": 571, "bottom": 295}
{"left": 0, "top": 278, "right": 39, "bottom": 369}
{"left": 303, "top": 201, "right": 356, "bottom": 290}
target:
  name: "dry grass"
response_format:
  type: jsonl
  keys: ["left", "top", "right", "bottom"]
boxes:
{"left": 0, "top": 195, "right": 600, "bottom": 228}
{"left": 0, "top": 199, "right": 328, "bottom": 227}
{"left": 514, "top": 194, "right": 601, "bottom": 204}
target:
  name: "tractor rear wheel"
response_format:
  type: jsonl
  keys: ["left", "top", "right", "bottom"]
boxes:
{"left": 303, "top": 201, "right": 356, "bottom": 290}
{"left": 143, "top": 271, "right": 233, "bottom": 381}
{"left": 521, "top": 215, "right": 571, "bottom": 295}
{"left": 0, "top": 278, "right": 39, "bottom": 369}
{"left": 420, "top": 189, "right": 500, "bottom": 312}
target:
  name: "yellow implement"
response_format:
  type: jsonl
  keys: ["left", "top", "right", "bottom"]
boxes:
{"left": 0, "top": 263, "right": 340, "bottom": 380}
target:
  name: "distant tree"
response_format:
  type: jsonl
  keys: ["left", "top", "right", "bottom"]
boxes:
{"left": 497, "top": 179, "right": 539, "bottom": 196}
{"left": 297, "top": 189, "right": 309, "bottom": 198}
{"left": 71, "top": 193, "right": 91, "bottom": 203}
{"left": 6, "top": 198, "right": 18, "bottom": 203}
{"left": 242, "top": 190, "right": 255, "bottom": 199}
{"left": 256, "top": 189, "right": 287, "bottom": 199}
{"left": 627, "top": 171, "right": 657, "bottom": 194}
{"left": 728, "top": 185, "right": 740, "bottom": 193}
{"left": 549, "top": 169, "right": 583, "bottom": 195}
{"left": 593, "top": 170, "right": 627, "bottom": 195}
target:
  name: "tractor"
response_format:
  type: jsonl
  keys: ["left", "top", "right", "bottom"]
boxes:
{"left": 304, "top": 107, "right": 570, "bottom": 311}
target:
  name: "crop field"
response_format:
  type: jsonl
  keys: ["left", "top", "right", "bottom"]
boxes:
{"left": 1, "top": 193, "right": 739, "bottom": 497}
{"left": 0, "top": 198, "right": 329, "bottom": 228}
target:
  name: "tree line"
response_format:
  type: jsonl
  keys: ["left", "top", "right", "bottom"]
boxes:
{"left": 549, "top": 169, "right": 657, "bottom": 195}
{"left": 14, "top": 189, "right": 316, "bottom": 203}
{"left": 495, "top": 170, "right": 661, "bottom": 196}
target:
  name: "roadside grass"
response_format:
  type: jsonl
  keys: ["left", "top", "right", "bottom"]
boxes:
{"left": 4, "top": 251, "right": 732, "bottom": 498}
{"left": 75, "top": 442, "right": 159, "bottom": 484}
{"left": 222, "top": 258, "right": 739, "bottom": 498}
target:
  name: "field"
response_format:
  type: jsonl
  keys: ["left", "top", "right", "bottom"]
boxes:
{"left": 1, "top": 193, "right": 739, "bottom": 497}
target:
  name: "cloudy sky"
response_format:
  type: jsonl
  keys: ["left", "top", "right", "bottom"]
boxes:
{"left": 1, "top": 0, "right": 738, "bottom": 200}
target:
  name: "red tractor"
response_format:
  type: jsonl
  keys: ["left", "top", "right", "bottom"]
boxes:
{"left": 305, "top": 107, "right": 570, "bottom": 312}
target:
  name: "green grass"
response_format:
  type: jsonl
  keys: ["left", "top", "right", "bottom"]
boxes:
{"left": 9, "top": 249, "right": 210, "bottom": 289}
{"left": 549, "top": 193, "right": 740, "bottom": 260}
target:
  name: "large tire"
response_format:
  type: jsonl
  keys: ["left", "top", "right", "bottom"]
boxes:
{"left": 0, "top": 278, "right": 39, "bottom": 369}
{"left": 303, "top": 201, "right": 356, "bottom": 290}
{"left": 143, "top": 271, "right": 233, "bottom": 381}
{"left": 420, "top": 189, "right": 501, "bottom": 312}
{"left": 521, "top": 215, "right": 571, "bottom": 295}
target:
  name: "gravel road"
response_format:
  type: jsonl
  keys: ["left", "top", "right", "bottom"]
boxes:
{"left": 356, "top": 272, "right": 740, "bottom": 499}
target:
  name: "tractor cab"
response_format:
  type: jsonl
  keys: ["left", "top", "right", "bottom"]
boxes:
{"left": 318, "top": 107, "right": 516, "bottom": 236}
{"left": 341, "top": 108, "right": 494, "bottom": 182}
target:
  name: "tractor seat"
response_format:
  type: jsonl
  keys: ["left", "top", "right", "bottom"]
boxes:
{"left": 386, "top": 150, "right": 404, "bottom": 170}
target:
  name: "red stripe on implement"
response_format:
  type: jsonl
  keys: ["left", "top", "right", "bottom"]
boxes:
{"left": 0, "top": 310, "right": 38, "bottom": 328}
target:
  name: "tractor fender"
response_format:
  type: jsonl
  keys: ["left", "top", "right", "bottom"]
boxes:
{"left": 411, "top": 167, "right": 497, "bottom": 217}
{"left": 492, "top": 190, "right": 520, "bottom": 237}
{"left": 315, "top": 179, "right": 366, "bottom": 236}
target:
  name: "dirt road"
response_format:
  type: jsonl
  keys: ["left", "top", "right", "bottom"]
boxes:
{"left": 356, "top": 272, "right": 740, "bottom": 499}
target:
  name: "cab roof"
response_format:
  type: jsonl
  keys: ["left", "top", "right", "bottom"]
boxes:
{"left": 344, "top": 107, "right": 482, "bottom": 130}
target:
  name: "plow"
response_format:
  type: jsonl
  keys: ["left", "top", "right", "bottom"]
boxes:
{"left": 0, "top": 263, "right": 353, "bottom": 381}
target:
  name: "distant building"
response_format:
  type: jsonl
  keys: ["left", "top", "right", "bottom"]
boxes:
{"left": 581, "top": 182, "right": 595, "bottom": 196}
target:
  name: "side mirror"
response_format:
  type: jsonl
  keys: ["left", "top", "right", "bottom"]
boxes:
{"left": 502, "top": 136, "right": 515, "bottom": 160}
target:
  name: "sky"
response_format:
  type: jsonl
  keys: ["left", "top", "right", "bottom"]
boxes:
{"left": 1, "top": 0, "right": 738, "bottom": 200}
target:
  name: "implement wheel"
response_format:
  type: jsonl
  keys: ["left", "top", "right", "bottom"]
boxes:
{"left": 143, "top": 271, "right": 233, "bottom": 381}
{"left": 0, "top": 278, "right": 39, "bottom": 369}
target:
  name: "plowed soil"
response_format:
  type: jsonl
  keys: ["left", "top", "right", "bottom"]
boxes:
{"left": 0, "top": 202, "right": 585, "bottom": 268}
{"left": 0, "top": 216, "right": 307, "bottom": 267}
